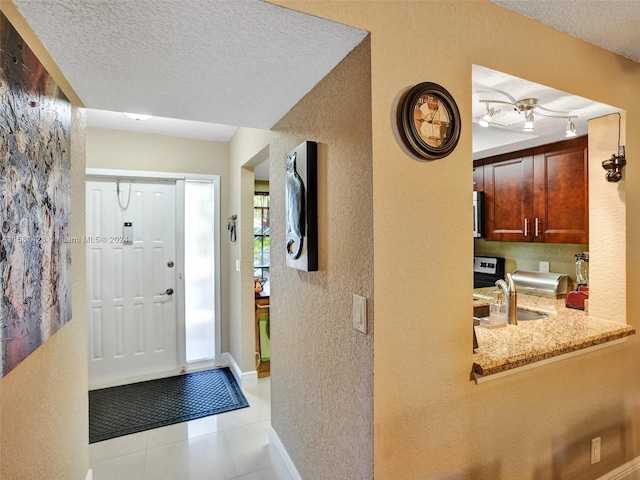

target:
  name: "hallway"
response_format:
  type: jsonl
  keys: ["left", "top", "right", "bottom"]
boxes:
{"left": 89, "top": 377, "right": 289, "bottom": 480}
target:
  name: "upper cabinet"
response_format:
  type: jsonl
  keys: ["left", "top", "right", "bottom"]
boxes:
{"left": 476, "top": 136, "right": 588, "bottom": 244}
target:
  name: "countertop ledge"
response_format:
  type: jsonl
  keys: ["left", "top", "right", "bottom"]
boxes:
{"left": 472, "top": 289, "right": 636, "bottom": 379}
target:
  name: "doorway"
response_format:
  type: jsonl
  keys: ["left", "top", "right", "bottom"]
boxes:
{"left": 86, "top": 171, "right": 221, "bottom": 388}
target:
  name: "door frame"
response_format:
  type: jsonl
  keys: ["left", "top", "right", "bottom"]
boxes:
{"left": 86, "top": 168, "right": 222, "bottom": 382}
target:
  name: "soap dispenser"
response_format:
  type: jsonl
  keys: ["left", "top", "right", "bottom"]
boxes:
{"left": 489, "top": 290, "right": 507, "bottom": 328}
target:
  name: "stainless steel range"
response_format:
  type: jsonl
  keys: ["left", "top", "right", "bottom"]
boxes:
{"left": 473, "top": 256, "right": 505, "bottom": 288}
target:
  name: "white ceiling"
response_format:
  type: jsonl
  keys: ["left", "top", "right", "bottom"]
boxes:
{"left": 13, "top": 0, "right": 639, "bottom": 155}
{"left": 471, "top": 65, "right": 620, "bottom": 159}
{"left": 491, "top": 0, "right": 640, "bottom": 63}
{"left": 14, "top": 0, "right": 367, "bottom": 142}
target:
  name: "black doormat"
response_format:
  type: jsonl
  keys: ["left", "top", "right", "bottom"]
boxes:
{"left": 89, "top": 367, "right": 249, "bottom": 444}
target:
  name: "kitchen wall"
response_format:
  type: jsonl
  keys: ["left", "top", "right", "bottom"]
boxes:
{"left": 271, "top": 1, "right": 640, "bottom": 478}
{"left": 475, "top": 240, "right": 588, "bottom": 281}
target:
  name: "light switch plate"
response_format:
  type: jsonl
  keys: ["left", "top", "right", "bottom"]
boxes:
{"left": 539, "top": 261, "right": 549, "bottom": 273}
{"left": 352, "top": 294, "right": 367, "bottom": 334}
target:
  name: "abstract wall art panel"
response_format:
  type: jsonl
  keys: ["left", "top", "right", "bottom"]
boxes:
{"left": 0, "top": 13, "right": 72, "bottom": 377}
{"left": 285, "top": 141, "right": 317, "bottom": 272}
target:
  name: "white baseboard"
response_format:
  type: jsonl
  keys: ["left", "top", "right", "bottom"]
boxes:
{"left": 220, "top": 352, "right": 258, "bottom": 387}
{"left": 86, "top": 468, "right": 93, "bottom": 480}
{"left": 597, "top": 456, "right": 640, "bottom": 480}
{"left": 260, "top": 444, "right": 639, "bottom": 480}
{"left": 269, "top": 425, "right": 302, "bottom": 480}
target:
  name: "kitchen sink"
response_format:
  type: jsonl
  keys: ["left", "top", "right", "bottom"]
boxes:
{"left": 473, "top": 308, "right": 549, "bottom": 323}
{"left": 517, "top": 309, "right": 548, "bottom": 321}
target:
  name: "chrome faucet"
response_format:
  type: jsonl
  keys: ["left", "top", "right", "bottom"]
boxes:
{"left": 495, "top": 272, "right": 518, "bottom": 325}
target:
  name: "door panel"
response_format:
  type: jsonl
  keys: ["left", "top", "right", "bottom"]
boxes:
{"left": 534, "top": 141, "right": 589, "bottom": 244}
{"left": 483, "top": 156, "right": 534, "bottom": 241}
{"left": 86, "top": 179, "right": 177, "bottom": 387}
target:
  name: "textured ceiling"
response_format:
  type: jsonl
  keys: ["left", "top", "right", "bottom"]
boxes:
{"left": 492, "top": 0, "right": 640, "bottom": 63}
{"left": 13, "top": 0, "right": 367, "bottom": 139}
{"left": 12, "top": 1, "right": 638, "bottom": 147}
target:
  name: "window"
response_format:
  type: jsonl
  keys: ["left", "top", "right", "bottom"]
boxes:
{"left": 254, "top": 192, "right": 270, "bottom": 281}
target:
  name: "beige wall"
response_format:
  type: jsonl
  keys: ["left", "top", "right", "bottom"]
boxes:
{"left": 86, "top": 127, "right": 230, "bottom": 175}
{"left": 228, "top": 128, "right": 270, "bottom": 373}
{"left": 588, "top": 113, "right": 627, "bottom": 322}
{"left": 272, "top": 1, "right": 640, "bottom": 479}
{"left": 86, "top": 127, "right": 233, "bottom": 353}
{"left": 224, "top": 39, "right": 375, "bottom": 479}
{"left": 269, "top": 37, "right": 374, "bottom": 478}
{"left": 0, "top": 2, "right": 90, "bottom": 477}
{"left": 1, "top": 108, "right": 88, "bottom": 480}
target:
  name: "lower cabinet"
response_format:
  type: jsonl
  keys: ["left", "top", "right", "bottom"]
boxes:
{"left": 255, "top": 297, "right": 270, "bottom": 378}
{"left": 479, "top": 136, "right": 588, "bottom": 244}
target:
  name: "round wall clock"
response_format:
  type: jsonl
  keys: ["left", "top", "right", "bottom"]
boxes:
{"left": 397, "top": 82, "right": 461, "bottom": 160}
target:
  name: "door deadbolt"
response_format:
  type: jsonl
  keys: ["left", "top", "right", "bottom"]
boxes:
{"left": 159, "top": 288, "right": 174, "bottom": 296}
{"left": 167, "top": 261, "right": 174, "bottom": 268}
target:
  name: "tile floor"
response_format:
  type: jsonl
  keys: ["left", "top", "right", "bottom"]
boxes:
{"left": 89, "top": 377, "right": 292, "bottom": 480}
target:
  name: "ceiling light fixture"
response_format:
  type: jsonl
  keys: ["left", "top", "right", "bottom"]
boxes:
{"left": 478, "top": 106, "right": 496, "bottom": 128}
{"left": 523, "top": 110, "right": 535, "bottom": 132}
{"left": 124, "top": 112, "right": 153, "bottom": 121}
{"left": 478, "top": 96, "right": 577, "bottom": 135}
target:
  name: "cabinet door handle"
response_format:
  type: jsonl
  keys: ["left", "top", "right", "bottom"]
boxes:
{"left": 524, "top": 218, "right": 529, "bottom": 237}
{"left": 535, "top": 218, "right": 540, "bottom": 237}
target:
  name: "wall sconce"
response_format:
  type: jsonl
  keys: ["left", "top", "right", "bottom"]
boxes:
{"left": 602, "top": 147, "right": 626, "bottom": 183}
{"left": 600, "top": 113, "right": 626, "bottom": 183}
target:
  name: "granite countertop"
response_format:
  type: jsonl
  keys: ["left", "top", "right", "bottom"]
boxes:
{"left": 472, "top": 288, "right": 636, "bottom": 379}
{"left": 473, "top": 287, "right": 500, "bottom": 307}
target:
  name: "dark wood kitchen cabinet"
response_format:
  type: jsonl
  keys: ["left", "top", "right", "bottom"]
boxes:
{"left": 478, "top": 136, "right": 588, "bottom": 244}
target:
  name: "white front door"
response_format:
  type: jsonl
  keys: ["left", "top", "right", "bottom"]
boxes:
{"left": 86, "top": 179, "right": 178, "bottom": 387}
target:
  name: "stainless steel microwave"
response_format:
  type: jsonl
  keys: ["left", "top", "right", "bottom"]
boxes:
{"left": 473, "top": 191, "right": 484, "bottom": 238}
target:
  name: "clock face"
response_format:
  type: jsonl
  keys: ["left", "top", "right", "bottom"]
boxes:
{"left": 397, "top": 82, "right": 461, "bottom": 160}
{"left": 412, "top": 93, "right": 452, "bottom": 148}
